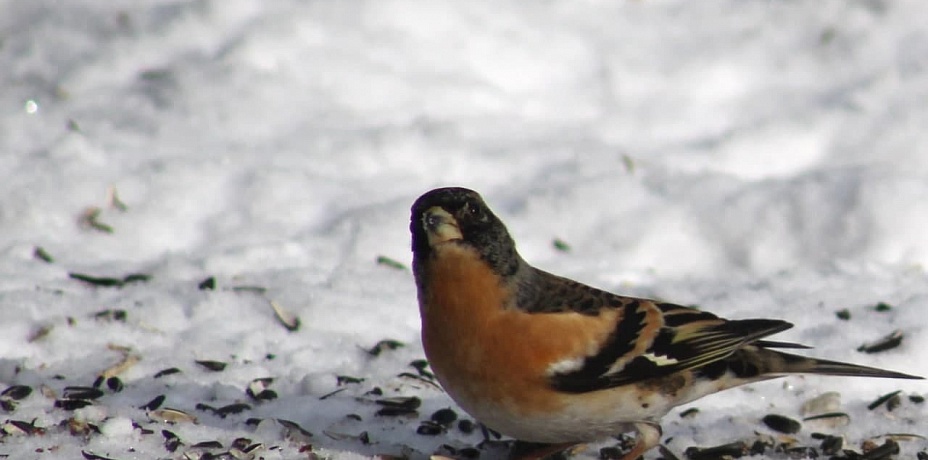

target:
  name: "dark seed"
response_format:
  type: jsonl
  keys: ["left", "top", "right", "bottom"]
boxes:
{"left": 1, "top": 399, "right": 16, "bottom": 411}
{"left": 762, "top": 414, "right": 802, "bottom": 434}
{"left": 802, "top": 412, "right": 850, "bottom": 423}
{"left": 242, "top": 443, "right": 263, "bottom": 454}
{"left": 55, "top": 399, "right": 93, "bottom": 410}
{"left": 162, "top": 429, "right": 182, "bottom": 452}
{"left": 679, "top": 407, "right": 699, "bottom": 418}
{"left": 858, "top": 330, "right": 904, "bottom": 354}
{"left": 7, "top": 419, "right": 44, "bottom": 435}
{"left": 63, "top": 386, "right": 104, "bottom": 400}
{"left": 123, "top": 273, "right": 151, "bottom": 283}
{"left": 784, "top": 446, "right": 816, "bottom": 459}
{"left": 409, "top": 359, "right": 435, "bottom": 378}
{"left": 69, "top": 273, "right": 124, "bottom": 287}
{"left": 873, "top": 302, "right": 893, "bottom": 312}
{"left": 34, "top": 246, "right": 54, "bottom": 263}
{"left": 214, "top": 403, "right": 251, "bottom": 417}
{"left": 113, "top": 310, "right": 127, "bottom": 321}
{"left": 366, "top": 387, "right": 383, "bottom": 396}
{"left": 868, "top": 390, "right": 902, "bottom": 410}
{"left": 358, "top": 431, "right": 370, "bottom": 444}
{"left": 245, "top": 418, "right": 262, "bottom": 426}
{"left": 375, "top": 407, "right": 418, "bottom": 417}
{"left": 749, "top": 439, "right": 772, "bottom": 456}
{"left": 230, "top": 285, "right": 266, "bottom": 293}
{"left": 861, "top": 440, "right": 899, "bottom": 460}
{"left": 231, "top": 438, "right": 252, "bottom": 450}
{"left": 92, "top": 375, "right": 105, "bottom": 388}
{"left": 910, "top": 394, "right": 925, "bottom": 404}
{"left": 821, "top": 435, "right": 844, "bottom": 455}
{"left": 684, "top": 441, "right": 748, "bottom": 460}
{"left": 416, "top": 421, "right": 443, "bottom": 436}
{"left": 318, "top": 388, "right": 346, "bottom": 400}
{"left": 336, "top": 375, "right": 365, "bottom": 385}
{"left": 140, "top": 394, "right": 166, "bottom": 411}
{"left": 277, "top": 419, "right": 313, "bottom": 438}
{"left": 553, "top": 238, "right": 571, "bottom": 252}
{"left": 376, "top": 255, "right": 407, "bottom": 270}
{"left": 431, "top": 408, "right": 458, "bottom": 426}
{"left": 195, "top": 403, "right": 217, "bottom": 413}
{"left": 195, "top": 360, "right": 227, "bottom": 372}
{"left": 254, "top": 389, "right": 277, "bottom": 401}
{"left": 81, "top": 451, "right": 116, "bottom": 460}
{"left": 835, "top": 309, "right": 851, "bottom": 320}
{"left": 198, "top": 277, "right": 216, "bottom": 290}
{"left": 886, "top": 393, "right": 902, "bottom": 411}
{"left": 192, "top": 440, "right": 223, "bottom": 449}
{"left": 2, "top": 385, "right": 33, "bottom": 400}
{"left": 376, "top": 396, "right": 421, "bottom": 409}
{"left": 458, "top": 419, "right": 475, "bottom": 434}
{"left": 917, "top": 451, "right": 928, "bottom": 460}
{"left": 153, "top": 368, "right": 181, "bottom": 378}
{"left": 106, "top": 377, "right": 123, "bottom": 392}
{"left": 366, "top": 339, "right": 404, "bottom": 357}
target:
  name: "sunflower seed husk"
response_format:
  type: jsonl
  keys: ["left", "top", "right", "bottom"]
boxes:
{"left": 149, "top": 407, "right": 197, "bottom": 424}
{"left": 270, "top": 300, "right": 300, "bottom": 332}
{"left": 858, "top": 330, "right": 904, "bottom": 354}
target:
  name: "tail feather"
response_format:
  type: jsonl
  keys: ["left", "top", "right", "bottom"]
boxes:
{"left": 768, "top": 349, "right": 923, "bottom": 380}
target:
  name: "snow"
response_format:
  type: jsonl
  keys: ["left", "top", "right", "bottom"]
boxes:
{"left": 1, "top": 0, "right": 927, "bottom": 459}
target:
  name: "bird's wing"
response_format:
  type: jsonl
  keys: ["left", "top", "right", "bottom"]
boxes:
{"left": 547, "top": 288, "right": 794, "bottom": 393}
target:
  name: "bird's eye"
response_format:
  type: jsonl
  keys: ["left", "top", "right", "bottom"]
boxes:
{"left": 464, "top": 202, "right": 487, "bottom": 222}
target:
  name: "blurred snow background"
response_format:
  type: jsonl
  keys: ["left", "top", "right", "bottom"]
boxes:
{"left": 1, "top": 0, "right": 926, "bottom": 458}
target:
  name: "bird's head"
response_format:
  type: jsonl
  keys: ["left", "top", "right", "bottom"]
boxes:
{"left": 410, "top": 187, "right": 520, "bottom": 277}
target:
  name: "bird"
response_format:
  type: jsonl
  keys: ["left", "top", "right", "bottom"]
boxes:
{"left": 409, "top": 187, "right": 923, "bottom": 460}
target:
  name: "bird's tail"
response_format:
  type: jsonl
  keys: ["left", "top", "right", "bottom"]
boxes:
{"left": 750, "top": 346, "right": 923, "bottom": 380}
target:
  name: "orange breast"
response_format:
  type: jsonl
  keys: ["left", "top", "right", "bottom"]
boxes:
{"left": 419, "top": 243, "right": 620, "bottom": 416}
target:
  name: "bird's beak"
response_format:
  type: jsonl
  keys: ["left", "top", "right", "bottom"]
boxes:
{"left": 423, "top": 206, "right": 462, "bottom": 246}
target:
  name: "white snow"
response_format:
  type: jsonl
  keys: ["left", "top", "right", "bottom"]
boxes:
{"left": 1, "top": 0, "right": 927, "bottom": 459}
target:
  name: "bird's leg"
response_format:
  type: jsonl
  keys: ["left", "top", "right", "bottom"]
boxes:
{"left": 508, "top": 440, "right": 579, "bottom": 460}
{"left": 618, "top": 422, "right": 662, "bottom": 460}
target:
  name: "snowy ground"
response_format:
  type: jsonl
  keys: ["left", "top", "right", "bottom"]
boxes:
{"left": 2, "top": 0, "right": 927, "bottom": 459}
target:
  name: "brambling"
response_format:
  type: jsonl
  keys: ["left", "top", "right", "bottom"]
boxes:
{"left": 410, "top": 187, "right": 922, "bottom": 460}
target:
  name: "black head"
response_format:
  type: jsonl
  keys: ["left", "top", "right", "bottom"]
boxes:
{"left": 410, "top": 187, "right": 520, "bottom": 277}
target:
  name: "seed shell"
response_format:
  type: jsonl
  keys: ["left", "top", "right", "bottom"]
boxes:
{"left": 761, "top": 414, "right": 801, "bottom": 434}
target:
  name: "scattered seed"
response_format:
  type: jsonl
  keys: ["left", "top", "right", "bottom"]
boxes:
{"left": 318, "top": 388, "right": 347, "bottom": 400}
{"left": 55, "top": 399, "right": 93, "bottom": 410}
{"left": 230, "top": 285, "right": 266, "bottom": 294}
{"left": 658, "top": 445, "right": 682, "bottom": 460}
{"left": 107, "top": 377, "right": 124, "bottom": 392}
{"left": 253, "top": 389, "right": 277, "bottom": 401}
{"left": 552, "top": 238, "right": 571, "bottom": 252}
{"left": 365, "top": 387, "right": 383, "bottom": 396}
{"left": 33, "top": 246, "right": 54, "bottom": 263}
{"left": 154, "top": 367, "right": 181, "bottom": 378}
{"left": 376, "top": 255, "right": 407, "bottom": 270}
{"left": 858, "top": 330, "right": 904, "bottom": 354}
{"left": 835, "top": 309, "right": 851, "bottom": 320}
{"left": 1, "top": 400, "right": 16, "bottom": 411}
{"left": 802, "top": 412, "right": 850, "bottom": 428}
{"left": 27, "top": 323, "right": 54, "bottom": 342}
{"left": 375, "top": 406, "right": 418, "bottom": 417}
{"left": 336, "top": 375, "right": 364, "bottom": 386}
{"left": 801, "top": 391, "right": 841, "bottom": 416}
{"left": 92, "top": 375, "right": 105, "bottom": 388}
{"left": 191, "top": 440, "right": 223, "bottom": 449}
{"left": 416, "top": 421, "right": 443, "bottom": 436}
{"left": 821, "top": 435, "right": 844, "bottom": 455}
{"left": 277, "top": 419, "right": 313, "bottom": 440}
{"left": 3, "top": 420, "right": 44, "bottom": 436}
{"left": 430, "top": 408, "right": 458, "bottom": 426}
{"left": 79, "top": 207, "right": 114, "bottom": 233}
{"left": 102, "top": 352, "right": 139, "bottom": 378}
{"left": 457, "top": 419, "right": 475, "bottom": 434}
{"left": 63, "top": 386, "right": 104, "bottom": 400}
{"left": 376, "top": 396, "right": 421, "bottom": 410}
{"left": 231, "top": 438, "right": 252, "bottom": 450}
{"left": 245, "top": 418, "right": 262, "bottom": 426}
{"left": 2, "top": 385, "right": 33, "bottom": 401}
{"left": 868, "top": 390, "right": 902, "bottom": 410}
{"left": 679, "top": 407, "right": 699, "bottom": 419}
{"left": 140, "top": 395, "right": 166, "bottom": 411}
{"left": 81, "top": 451, "right": 116, "bottom": 460}
{"left": 67, "top": 417, "right": 101, "bottom": 436}
{"left": 886, "top": 393, "right": 902, "bottom": 411}
{"left": 910, "top": 394, "right": 925, "bottom": 404}
{"left": 270, "top": 300, "right": 300, "bottom": 332}
{"left": 124, "top": 273, "right": 151, "bottom": 283}
{"left": 861, "top": 440, "right": 899, "bottom": 460}
{"left": 163, "top": 429, "right": 183, "bottom": 452}
{"left": 880, "top": 433, "right": 926, "bottom": 441}
{"left": 195, "top": 360, "right": 227, "bottom": 372}
{"left": 366, "top": 339, "right": 404, "bottom": 357}
{"left": 762, "top": 414, "right": 801, "bottom": 434}
{"left": 198, "top": 277, "right": 216, "bottom": 290}
{"left": 246, "top": 377, "right": 273, "bottom": 399}
{"left": 873, "top": 302, "right": 893, "bottom": 312}
{"left": 149, "top": 407, "right": 197, "bottom": 424}
{"left": 214, "top": 403, "right": 251, "bottom": 417}
{"left": 918, "top": 451, "right": 928, "bottom": 460}
{"left": 684, "top": 441, "right": 747, "bottom": 460}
